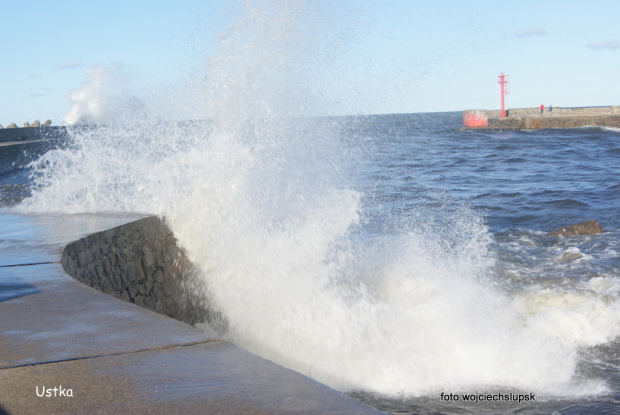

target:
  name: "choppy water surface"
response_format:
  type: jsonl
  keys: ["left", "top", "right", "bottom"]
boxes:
{"left": 342, "top": 114, "right": 620, "bottom": 414}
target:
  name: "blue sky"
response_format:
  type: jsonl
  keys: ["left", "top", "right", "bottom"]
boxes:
{"left": 1, "top": 0, "right": 619, "bottom": 124}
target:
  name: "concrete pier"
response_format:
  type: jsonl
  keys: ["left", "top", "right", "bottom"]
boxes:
{"left": 463, "top": 105, "right": 620, "bottom": 131}
{"left": 0, "top": 214, "right": 386, "bottom": 414}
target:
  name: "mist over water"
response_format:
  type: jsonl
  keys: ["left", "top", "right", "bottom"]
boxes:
{"left": 16, "top": 0, "right": 620, "bottom": 406}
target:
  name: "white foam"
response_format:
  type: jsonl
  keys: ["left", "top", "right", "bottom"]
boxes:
{"left": 513, "top": 287, "right": 620, "bottom": 347}
{"left": 553, "top": 246, "right": 591, "bottom": 263}
{"left": 584, "top": 276, "right": 620, "bottom": 293}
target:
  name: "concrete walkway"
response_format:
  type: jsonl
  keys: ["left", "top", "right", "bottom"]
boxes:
{"left": 0, "top": 213, "right": 385, "bottom": 414}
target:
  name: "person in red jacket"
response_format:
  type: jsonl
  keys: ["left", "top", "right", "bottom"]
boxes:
{"left": 540, "top": 104, "right": 544, "bottom": 115}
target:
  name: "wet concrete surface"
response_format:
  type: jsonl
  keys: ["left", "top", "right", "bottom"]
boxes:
{"left": 0, "top": 266, "right": 218, "bottom": 369}
{"left": 0, "top": 212, "right": 385, "bottom": 414}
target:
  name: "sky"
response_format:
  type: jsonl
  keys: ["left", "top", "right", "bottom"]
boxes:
{"left": 1, "top": 0, "right": 619, "bottom": 125}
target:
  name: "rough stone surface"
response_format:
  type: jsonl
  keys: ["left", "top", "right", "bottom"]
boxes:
{"left": 31, "top": 120, "right": 41, "bottom": 127}
{"left": 487, "top": 117, "right": 522, "bottom": 129}
{"left": 61, "top": 216, "right": 216, "bottom": 326}
{"left": 7, "top": 123, "right": 17, "bottom": 128}
{"left": 547, "top": 219, "right": 605, "bottom": 237}
{"left": 484, "top": 115, "right": 620, "bottom": 130}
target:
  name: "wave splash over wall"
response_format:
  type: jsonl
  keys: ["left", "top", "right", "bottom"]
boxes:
{"left": 19, "top": 0, "right": 620, "bottom": 399}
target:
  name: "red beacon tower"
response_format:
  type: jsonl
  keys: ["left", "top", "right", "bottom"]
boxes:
{"left": 498, "top": 73, "right": 510, "bottom": 118}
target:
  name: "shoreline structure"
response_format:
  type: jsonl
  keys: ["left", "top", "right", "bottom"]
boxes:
{"left": 5, "top": 106, "right": 620, "bottom": 141}
{"left": 463, "top": 105, "right": 620, "bottom": 131}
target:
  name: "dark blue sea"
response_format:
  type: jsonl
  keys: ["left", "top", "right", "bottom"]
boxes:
{"left": 1, "top": 112, "right": 619, "bottom": 414}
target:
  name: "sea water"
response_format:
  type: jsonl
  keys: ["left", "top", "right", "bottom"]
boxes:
{"left": 3, "top": 1, "right": 620, "bottom": 413}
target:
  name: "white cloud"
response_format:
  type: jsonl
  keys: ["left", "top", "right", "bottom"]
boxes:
{"left": 514, "top": 27, "right": 548, "bottom": 37}
{"left": 587, "top": 40, "right": 620, "bottom": 50}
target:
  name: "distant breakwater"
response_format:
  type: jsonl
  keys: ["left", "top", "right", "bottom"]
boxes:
{"left": 0, "top": 124, "right": 67, "bottom": 144}
{"left": 0, "top": 126, "right": 69, "bottom": 178}
{"left": 463, "top": 106, "right": 620, "bottom": 131}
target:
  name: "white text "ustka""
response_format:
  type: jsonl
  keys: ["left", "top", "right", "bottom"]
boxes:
{"left": 36, "top": 385, "right": 73, "bottom": 397}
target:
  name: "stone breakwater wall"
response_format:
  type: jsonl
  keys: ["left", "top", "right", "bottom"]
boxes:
{"left": 61, "top": 216, "right": 215, "bottom": 327}
{"left": 0, "top": 126, "right": 69, "bottom": 178}
{"left": 463, "top": 106, "right": 620, "bottom": 130}
{"left": 487, "top": 114, "right": 620, "bottom": 130}
{"left": 0, "top": 125, "right": 66, "bottom": 144}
